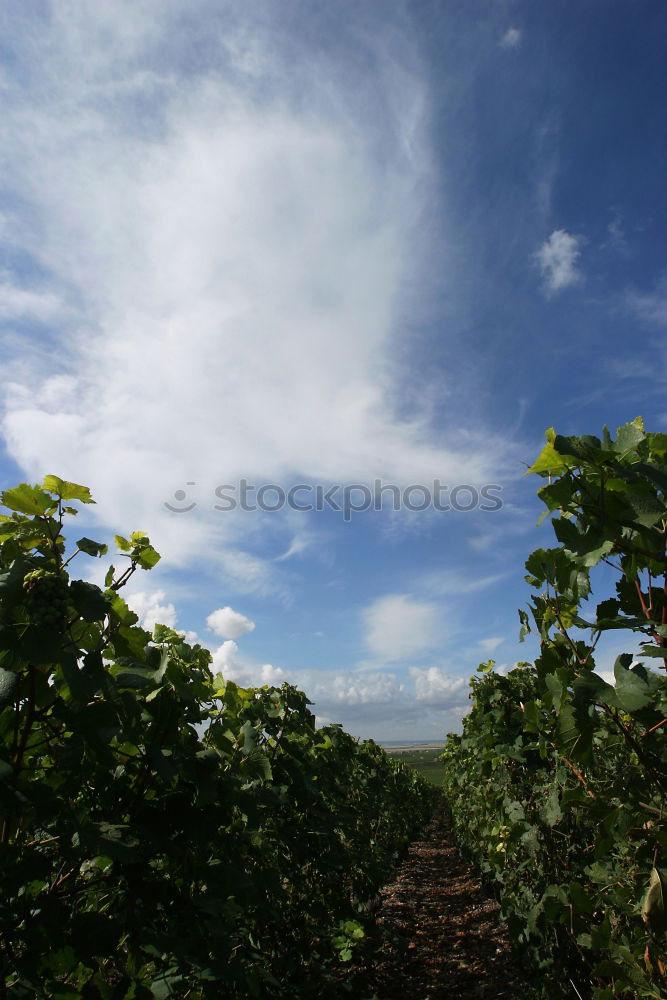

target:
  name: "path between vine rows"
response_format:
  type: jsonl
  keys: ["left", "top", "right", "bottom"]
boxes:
{"left": 344, "top": 802, "right": 529, "bottom": 1000}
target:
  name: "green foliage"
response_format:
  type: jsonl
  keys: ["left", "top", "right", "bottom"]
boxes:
{"left": 443, "top": 418, "right": 667, "bottom": 1000}
{"left": 0, "top": 476, "right": 438, "bottom": 998}
{"left": 385, "top": 747, "right": 444, "bottom": 786}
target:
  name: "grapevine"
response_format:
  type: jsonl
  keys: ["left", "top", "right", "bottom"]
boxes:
{"left": 0, "top": 476, "right": 438, "bottom": 999}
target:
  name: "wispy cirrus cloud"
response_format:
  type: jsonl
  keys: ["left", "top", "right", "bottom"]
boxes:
{"left": 0, "top": 277, "right": 68, "bottom": 322}
{"left": 0, "top": 1, "right": 511, "bottom": 597}
{"left": 478, "top": 636, "right": 504, "bottom": 653}
{"left": 624, "top": 274, "right": 667, "bottom": 327}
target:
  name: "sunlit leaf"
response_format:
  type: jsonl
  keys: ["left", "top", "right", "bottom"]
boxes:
{"left": 42, "top": 476, "right": 95, "bottom": 504}
{"left": 1, "top": 484, "right": 56, "bottom": 516}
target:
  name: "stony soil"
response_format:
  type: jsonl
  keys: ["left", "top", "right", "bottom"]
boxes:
{"left": 344, "top": 802, "right": 532, "bottom": 1000}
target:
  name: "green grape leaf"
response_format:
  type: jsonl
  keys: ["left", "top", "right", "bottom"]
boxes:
{"left": 568, "top": 882, "right": 594, "bottom": 915}
{"left": 556, "top": 699, "right": 594, "bottom": 764}
{"left": 541, "top": 788, "right": 562, "bottom": 827}
{"left": 136, "top": 544, "right": 160, "bottom": 569}
{"left": 76, "top": 537, "right": 108, "bottom": 558}
{"left": 1, "top": 484, "right": 56, "bottom": 516}
{"left": 573, "top": 671, "right": 618, "bottom": 709}
{"left": 242, "top": 747, "right": 273, "bottom": 782}
{"left": 637, "top": 643, "right": 667, "bottom": 658}
{"left": 523, "top": 700, "right": 541, "bottom": 732}
{"left": 153, "top": 624, "right": 183, "bottom": 644}
{"left": 634, "top": 460, "right": 667, "bottom": 492}
{"left": 150, "top": 972, "right": 185, "bottom": 999}
{"left": 613, "top": 417, "right": 646, "bottom": 455}
{"left": 69, "top": 580, "right": 109, "bottom": 622}
{"left": 537, "top": 476, "right": 576, "bottom": 512}
{"left": 239, "top": 719, "right": 257, "bottom": 754}
{"left": 0, "top": 518, "right": 18, "bottom": 538}
{"left": 42, "top": 476, "right": 94, "bottom": 504}
{"left": 624, "top": 491, "right": 666, "bottom": 527}
{"left": 108, "top": 594, "right": 139, "bottom": 625}
{"left": 614, "top": 655, "right": 652, "bottom": 712}
{"left": 553, "top": 434, "right": 602, "bottom": 462}
{"left": 477, "top": 659, "right": 495, "bottom": 673}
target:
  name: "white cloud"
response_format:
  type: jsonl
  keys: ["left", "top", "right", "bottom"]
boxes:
{"left": 0, "top": 278, "right": 67, "bottom": 322}
{"left": 206, "top": 605, "right": 256, "bottom": 639}
{"left": 363, "top": 593, "right": 442, "bottom": 662}
{"left": 210, "top": 638, "right": 286, "bottom": 688}
{"left": 0, "top": 2, "right": 511, "bottom": 591}
{"left": 536, "top": 229, "right": 582, "bottom": 293}
{"left": 500, "top": 27, "right": 522, "bottom": 49}
{"left": 274, "top": 532, "right": 316, "bottom": 561}
{"left": 478, "top": 636, "right": 504, "bottom": 653}
{"left": 316, "top": 671, "right": 402, "bottom": 706}
{"left": 127, "top": 590, "right": 177, "bottom": 631}
{"left": 211, "top": 639, "right": 240, "bottom": 673}
{"left": 625, "top": 274, "right": 667, "bottom": 327}
{"left": 423, "top": 568, "right": 511, "bottom": 597}
{"left": 199, "top": 629, "right": 475, "bottom": 737}
{"left": 409, "top": 666, "right": 468, "bottom": 705}
{"left": 603, "top": 212, "right": 628, "bottom": 252}
{"left": 259, "top": 663, "right": 287, "bottom": 685}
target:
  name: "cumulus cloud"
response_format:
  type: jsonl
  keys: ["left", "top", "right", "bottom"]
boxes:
{"left": 409, "top": 667, "right": 468, "bottom": 705}
{"left": 500, "top": 27, "right": 522, "bottom": 49}
{"left": 202, "top": 632, "right": 471, "bottom": 734}
{"left": 536, "top": 229, "right": 582, "bottom": 293}
{"left": 0, "top": 1, "right": 510, "bottom": 592}
{"left": 309, "top": 671, "right": 403, "bottom": 706}
{"left": 206, "top": 605, "right": 256, "bottom": 639}
{"left": 211, "top": 639, "right": 240, "bottom": 674}
{"left": 127, "top": 590, "right": 177, "bottom": 631}
{"left": 259, "top": 663, "right": 288, "bottom": 685}
{"left": 363, "top": 593, "right": 442, "bottom": 662}
{"left": 210, "top": 639, "right": 286, "bottom": 688}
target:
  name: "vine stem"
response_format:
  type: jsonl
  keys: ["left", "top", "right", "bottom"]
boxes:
{"left": 644, "top": 718, "right": 667, "bottom": 737}
{"left": 556, "top": 750, "right": 595, "bottom": 798}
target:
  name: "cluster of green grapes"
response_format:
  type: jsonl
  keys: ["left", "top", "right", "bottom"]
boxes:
{"left": 22, "top": 569, "right": 70, "bottom": 630}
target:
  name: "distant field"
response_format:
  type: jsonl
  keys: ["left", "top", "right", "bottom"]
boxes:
{"left": 384, "top": 746, "right": 444, "bottom": 787}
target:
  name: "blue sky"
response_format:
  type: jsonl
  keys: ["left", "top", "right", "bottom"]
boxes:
{"left": 1, "top": 1, "right": 666, "bottom": 741}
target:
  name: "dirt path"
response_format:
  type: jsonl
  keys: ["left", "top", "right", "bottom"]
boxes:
{"left": 351, "top": 802, "right": 529, "bottom": 1000}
